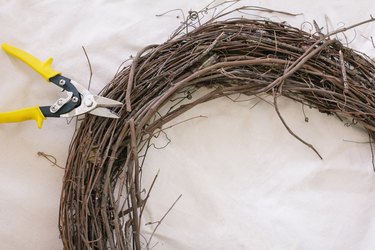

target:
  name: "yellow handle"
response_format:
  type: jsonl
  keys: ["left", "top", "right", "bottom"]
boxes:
{"left": 2, "top": 43, "right": 61, "bottom": 80}
{"left": 0, "top": 106, "right": 46, "bottom": 128}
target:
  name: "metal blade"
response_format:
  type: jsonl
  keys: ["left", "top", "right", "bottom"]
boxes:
{"left": 89, "top": 107, "right": 120, "bottom": 118}
{"left": 94, "top": 96, "right": 123, "bottom": 107}
{"left": 69, "top": 79, "right": 92, "bottom": 96}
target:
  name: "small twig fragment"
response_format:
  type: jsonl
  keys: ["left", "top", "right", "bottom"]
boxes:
{"left": 37, "top": 152, "right": 65, "bottom": 169}
{"left": 313, "top": 20, "right": 324, "bottom": 38}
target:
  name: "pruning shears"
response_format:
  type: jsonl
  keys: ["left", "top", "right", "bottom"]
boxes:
{"left": 0, "top": 43, "right": 122, "bottom": 128}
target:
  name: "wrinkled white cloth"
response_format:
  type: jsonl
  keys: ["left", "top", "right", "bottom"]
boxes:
{"left": 0, "top": 1, "right": 374, "bottom": 249}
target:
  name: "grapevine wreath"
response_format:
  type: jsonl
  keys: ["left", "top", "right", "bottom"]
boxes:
{"left": 58, "top": 5, "right": 375, "bottom": 249}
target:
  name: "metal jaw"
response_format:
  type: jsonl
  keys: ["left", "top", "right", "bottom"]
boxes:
{"left": 54, "top": 79, "right": 122, "bottom": 118}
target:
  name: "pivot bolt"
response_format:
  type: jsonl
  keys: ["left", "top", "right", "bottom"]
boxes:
{"left": 50, "top": 105, "right": 58, "bottom": 113}
{"left": 59, "top": 79, "right": 66, "bottom": 86}
{"left": 84, "top": 98, "right": 93, "bottom": 107}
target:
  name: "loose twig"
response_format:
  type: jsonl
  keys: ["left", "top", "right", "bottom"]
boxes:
{"left": 146, "top": 194, "right": 182, "bottom": 249}
{"left": 37, "top": 152, "right": 65, "bottom": 169}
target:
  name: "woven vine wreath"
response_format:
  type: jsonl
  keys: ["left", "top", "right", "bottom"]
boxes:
{"left": 58, "top": 5, "right": 375, "bottom": 250}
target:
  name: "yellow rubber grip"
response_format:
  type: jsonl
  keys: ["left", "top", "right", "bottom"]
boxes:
{"left": 2, "top": 43, "right": 61, "bottom": 81}
{"left": 0, "top": 106, "right": 46, "bottom": 128}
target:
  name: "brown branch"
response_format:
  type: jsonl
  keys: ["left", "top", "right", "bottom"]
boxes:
{"left": 273, "top": 91, "right": 323, "bottom": 159}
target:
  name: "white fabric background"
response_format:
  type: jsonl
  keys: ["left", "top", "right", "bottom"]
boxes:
{"left": 0, "top": 1, "right": 374, "bottom": 249}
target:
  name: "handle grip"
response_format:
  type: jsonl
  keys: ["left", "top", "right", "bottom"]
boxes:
{"left": 2, "top": 43, "right": 61, "bottom": 80}
{"left": 0, "top": 106, "right": 46, "bottom": 128}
